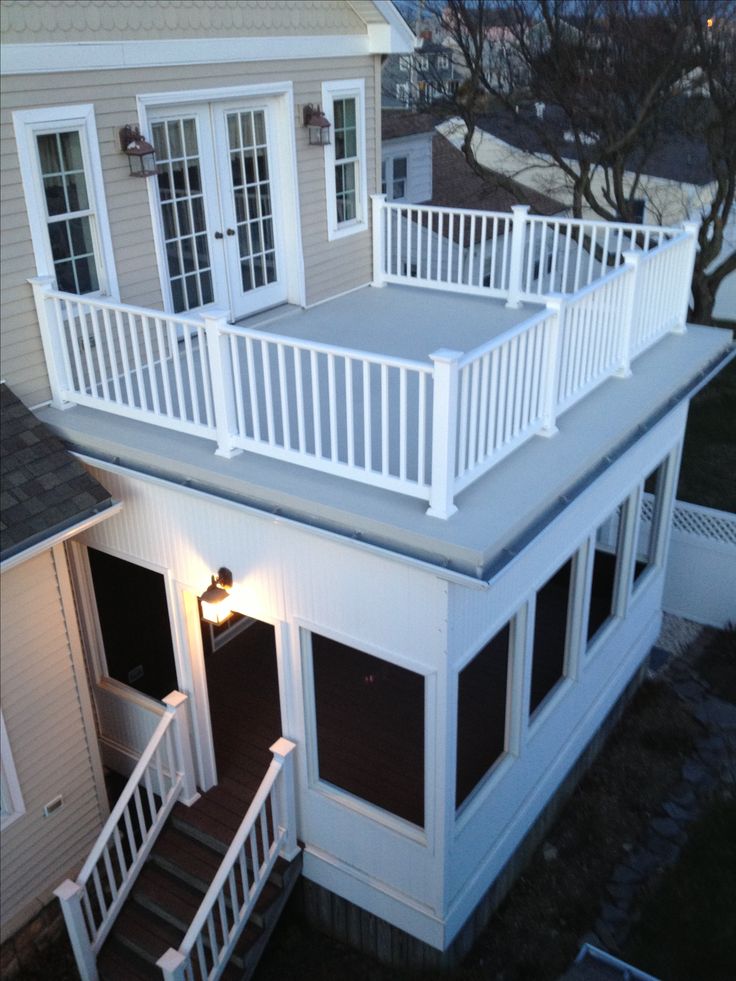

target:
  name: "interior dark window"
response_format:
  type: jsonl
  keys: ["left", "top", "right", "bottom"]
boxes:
{"left": 530, "top": 559, "right": 573, "bottom": 715}
{"left": 634, "top": 460, "right": 667, "bottom": 585}
{"left": 456, "top": 622, "right": 510, "bottom": 808}
{"left": 587, "top": 505, "right": 625, "bottom": 646}
{"left": 311, "top": 633, "right": 424, "bottom": 826}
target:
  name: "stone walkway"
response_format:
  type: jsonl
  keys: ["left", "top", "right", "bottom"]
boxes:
{"left": 588, "top": 616, "right": 736, "bottom": 955}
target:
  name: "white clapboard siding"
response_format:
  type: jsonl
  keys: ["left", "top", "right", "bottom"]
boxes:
{"left": 0, "top": 549, "right": 106, "bottom": 939}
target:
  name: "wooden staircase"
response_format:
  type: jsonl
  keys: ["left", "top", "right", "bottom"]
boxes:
{"left": 97, "top": 786, "right": 302, "bottom": 980}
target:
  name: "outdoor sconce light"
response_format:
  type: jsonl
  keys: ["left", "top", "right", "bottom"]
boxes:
{"left": 199, "top": 567, "right": 234, "bottom": 625}
{"left": 119, "top": 124, "right": 158, "bottom": 177}
{"left": 303, "top": 104, "right": 331, "bottom": 146}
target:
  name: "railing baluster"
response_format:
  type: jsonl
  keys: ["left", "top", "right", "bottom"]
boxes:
{"left": 90, "top": 305, "right": 110, "bottom": 401}
{"left": 399, "top": 367, "right": 407, "bottom": 480}
{"left": 261, "top": 340, "right": 276, "bottom": 445}
{"left": 102, "top": 846, "right": 118, "bottom": 903}
{"left": 311, "top": 349, "right": 322, "bottom": 458}
{"left": 277, "top": 343, "right": 290, "bottom": 450}
{"left": 245, "top": 336, "right": 261, "bottom": 440}
{"left": 101, "top": 307, "right": 122, "bottom": 403}
{"left": 346, "top": 356, "right": 355, "bottom": 467}
{"left": 113, "top": 308, "right": 134, "bottom": 408}
{"left": 78, "top": 302, "right": 98, "bottom": 397}
{"left": 64, "top": 297, "right": 85, "bottom": 395}
{"left": 381, "top": 363, "right": 389, "bottom": 475}
{"left": 155, "top": 317, "right": 174, "bottom": 417}
{"left": 363, "top": 360, "right": 372, "bottom": 472}
{"left": 417, "top": 371, "right": 427, "bottom": 485}
{"left": 294, "top": 346, "right": 306, "bottom": 453}
{"left": 327, "top": 353, "right": 338, "bottom": 461}
{"left": 91, "top": 866, "right": 108, "bottom": 922}
{"left": 230, "top": 334, "right": 246, "bottom": 440}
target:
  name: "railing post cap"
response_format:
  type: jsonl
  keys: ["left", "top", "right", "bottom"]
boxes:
{"left": 200, "top": 306, "right": 231, "bottom": 324}
{"left": 371, "top": 192, "right": 387, "bottom": 202}
{"left": 157, "top": 948, "right": 188, "bottom": 971}
{"left": 27, "top": 275, "right": 56, "bottom": 289}
{"left": 163, "top": 690, "right": 188, "bottom": 710}
{"left": 54, "top": 879, "right": 83, "bottom": 901}
{"left": 430, "top": 348, "right": 463, "bottom": 365}
{"left": 270, "top": 737, "right": 297, "bottom": 759}
{"left": 622, "top": 249, "right": 642, "bottom": 264}
{"left": 511, "top": 204, "right": 530, "bottom": 215}
{"left": 545, "top": 292, "right": 566, "bottom": 310}
{"left": 682, "top": 220, "right": 701, "bottom": 236}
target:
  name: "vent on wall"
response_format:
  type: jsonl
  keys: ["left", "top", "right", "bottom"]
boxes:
{"left": 43, "top": 795, "right": 63, "bottom": 817}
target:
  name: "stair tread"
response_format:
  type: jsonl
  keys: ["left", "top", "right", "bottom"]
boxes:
{"left": 98, "top": 937, "right": 162, "bottom": 981}
{"left": 153, "top": 825, "right": 225, "bottom": 886}
{"left": 134, "top": 863, "right": 206, "bottom": 927}
{"left": 113, "top": 902, "right": 185, "bottom": 964}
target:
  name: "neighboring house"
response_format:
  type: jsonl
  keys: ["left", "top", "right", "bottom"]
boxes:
{"left": 383, "top": 30, "right": 458, "bottom": 109}
{"left": 0, "top": 383, "right": 119, "bottom": 942}
{"left": 1, "top": 1, "right": 734, "bottom": 978}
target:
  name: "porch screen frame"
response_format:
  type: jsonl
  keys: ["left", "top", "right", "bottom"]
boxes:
{"left": 12, "top": 104, "right": 119, "bottom": 299}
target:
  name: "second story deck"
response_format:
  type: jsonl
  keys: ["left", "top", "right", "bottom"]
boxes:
{"left": 30, "top": 200, "right": 734, "bottom": 569}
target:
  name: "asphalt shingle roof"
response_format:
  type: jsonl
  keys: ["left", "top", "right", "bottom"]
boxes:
{"left": 1, "top": 383, "right": 114, "bottom": 563}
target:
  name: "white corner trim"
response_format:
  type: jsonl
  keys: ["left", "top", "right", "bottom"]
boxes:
{"left": 366, "top": 1, "right": 417, "bottom": 52}
{"left": 1, "top": 35, "right": 376, "bottom": 76}
{"left": 0, "top": 712, "right": 26, "bottom": 830}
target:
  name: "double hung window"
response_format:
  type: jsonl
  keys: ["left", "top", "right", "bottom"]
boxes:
{"left": 13, "top": 105, "right": 117, "bottom": 298}
{"left": 0, "top": 712, "right": 25, "bottom": 830}
{"left": 322, "top": 80, "right": 368, "bottom": 240}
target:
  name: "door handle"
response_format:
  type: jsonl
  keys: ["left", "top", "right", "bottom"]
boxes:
{"left": 226, "top": 228, "right": 235, "bottom": 236}
{"left": 214, "top": 231, "right": 224, "bottom": 239}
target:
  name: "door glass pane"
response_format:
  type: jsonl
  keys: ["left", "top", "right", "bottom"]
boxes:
{"left": 227, "top": 109, "right": 277, "bottom": 294}
{"left": 153, "top": 117, "right": 213, "bottom": 312}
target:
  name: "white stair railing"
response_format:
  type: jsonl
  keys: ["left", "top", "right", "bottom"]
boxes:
{"left": 157, "top": 739, "right": 298, "bottom": 981}
{"left": 55, "top": 691, "right": 198, "bottom": 981}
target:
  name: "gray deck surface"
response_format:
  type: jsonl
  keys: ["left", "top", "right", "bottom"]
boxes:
{"left": 36, "top": 284, "right": 733, "bottom": 581}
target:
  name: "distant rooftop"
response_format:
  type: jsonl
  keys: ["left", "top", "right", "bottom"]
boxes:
{"left": 0, "top": 383, "right": 114, "bottom": 564}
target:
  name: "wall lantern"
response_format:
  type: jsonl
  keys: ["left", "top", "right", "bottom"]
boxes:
{"left": 303, "top": 104, "right": 331, "bottom": 146}
{"left": 119, "top": 124, "right": 159, "bottom": 177}
{"left": 199, "top": 567, "right": 234, "bottom": 625}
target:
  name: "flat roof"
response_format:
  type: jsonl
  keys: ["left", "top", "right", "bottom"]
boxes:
{"left": 35, "top": 288, "right": 733, "bottom": 581}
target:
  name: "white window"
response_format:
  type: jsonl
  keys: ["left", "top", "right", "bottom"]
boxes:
{"left": 382, "top": 155, "right": 408, "bottom": 201}
{"left": 322, "top": 80, "right": 368, "bottom": 241}
{"left": 1, "top": 712, "right": 25, "bottom": 830}
{"left": 416, "top": 54, "right": 429, "bottom": 71}
{"left": 399, "top": 55, "right": 411, "bottom": 73}
{"left": 438, "top": 54, "right": 449, "bottom": 70}
{"left": 13, "top": 105, "right": 118, "bottom": 298}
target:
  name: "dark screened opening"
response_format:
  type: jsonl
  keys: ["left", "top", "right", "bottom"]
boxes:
{"left": 88, "top": 547, "right": 177, "bottom": 701}
{"left": 530, "top": 559, "right": 572, "bottom": 715}
{"left": 587, "top": 508, "right": 623, "bottom": 645}
{"left": 456, "top": 623, "right": 510, "bottom": 809}
{"left": 634, "top": 461, "right": 666, "bottom": 582}
{"left": 312, "top": 633, "right": 424, "bottom": 826}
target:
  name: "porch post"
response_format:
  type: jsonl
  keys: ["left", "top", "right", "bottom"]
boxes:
{"left": 426, "top": 349, "right": 462, "bottom": 520}
{"left": 269, "top": 737, "right": 299, "bottom": 860}
{"left": 201, "top": 307, "right": 242, "bottom": 459}
{"left": 675, "top": 221, "right": 700, "bottom": 333}
{"left": 505, "top": 205, "right": 530, "bottom": 309}
{"left": 539, "top": 294, "right": 564, "bottom": 437}
{"left": 371, "top": 193, "right": 387, "bottom": 287}
{"left": 163, "top": 691, "right": 200, "bottom": 807}
{"left": 615, "top": 251, "right": 641, "bottom": 379}
{"left": 28, "top": 276, "right": 73, "bottom": 410}
{"left": 54, "top": 880, "right": 98, "bottom": 981}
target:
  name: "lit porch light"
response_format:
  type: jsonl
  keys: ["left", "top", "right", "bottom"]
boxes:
{"left": 199, "top": 567, "right": 234, "bottom": 625}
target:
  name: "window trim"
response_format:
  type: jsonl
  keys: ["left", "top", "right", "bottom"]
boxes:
{"left": 382, "top": 153, "right": 408, "bottom": 202}
{"left": 0, "top": 711, "right": 25, "bottom": 830}
{"left": 13, "top": 104, "right": 119, "bottom": 299}
{"left": 322, "top": 79, "right": 368, "bottom": 242}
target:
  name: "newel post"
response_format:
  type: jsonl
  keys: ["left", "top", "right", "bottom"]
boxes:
{"left": 202, "top": 307, "right": 241, "bottom": 459}
{"left": 539, "top": 295, "right": 565, "bottom": 437}
{"left": 163, "top": 691, "right": 200, "bottom": 806}
{"left": 675, "top": 220, "right": 700, "bottom": 333}
{"left": 371, "top": 193, "right": 388, "bottom": 287}
{"left": 157, "top": 948, "right": 188, "bottom": 981}
{"left": 54, "top": 880, "right": 98, "bottom": 981}
{"left": 427, "top": 349, "right": 462, "bottom": 520}
{"left": 28, "top": 276, "right": 73, "bottom": 410}
{"left": 506, "top": 205, "right": 530, "bottom": 309}
{"left": 270, "top": 737, "right": 299, "bottom": 860}
{"left": 615, "top": 250, "right": 641, "bottom": 378}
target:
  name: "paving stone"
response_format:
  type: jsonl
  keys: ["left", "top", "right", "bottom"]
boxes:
{"left": 682, "top": 759, "right": 709, "bottom": 784}
{"left": 651, "top": 817, "right": 682, "bottom": 840}
{"left": 671, "top": 678, "right": 707, "bottom": 701}
{"left": 663, "top": 800, "right": 695, "bottom": 823}
{"left": 626, "top": 849, "right": 660, "bottom": 879}
{"left": 600, "top": 903, "right": 627, "bottom": 925}
{"left": 670, "top": 784, "right": 697, "bottom": 808}
{"left": 611, "top": 864, "right": 643, "bottom": 884}
{"left": 646, "top": 835, "right": 680, "bottom": 864}
{"left": 594, "top": 920, "right": 621, "bottom": 952}
{"left": 696, "top": 696, "right": 736, "bottom": 731}
{"left": 696, "top": 733, "right": 728, "bottom": 753}
{"left": 606, "top": 881, "right": 636, "bottom": 904}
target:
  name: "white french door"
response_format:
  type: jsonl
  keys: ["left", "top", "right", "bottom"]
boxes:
{"left": 150, "top": 99, "right": 287, "bottom": 321}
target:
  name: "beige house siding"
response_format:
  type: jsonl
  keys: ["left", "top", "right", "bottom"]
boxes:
{"left": 0, "top": 546, "right": 107, "bottom": 941}
{"left": 0, "top": 0, "right": 367, "bottom": 42}
{"left": 1, "top": 53, "right": 379, "bottom": 406}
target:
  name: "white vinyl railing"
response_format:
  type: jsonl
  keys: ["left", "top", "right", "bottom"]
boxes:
{"left": 157, "top": 739, "right": 298, "bottom": 981}
{"left": 31, "top": 205, "right": 699, "bottom": 520}
{"left": 55, "top": 692, "right": 198, "bottom": 981}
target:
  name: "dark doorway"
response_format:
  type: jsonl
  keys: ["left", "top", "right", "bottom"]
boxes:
{"left": 88, "top": 548, "right": 177, "bottom": 701}
{"left": 202, "top": 617, "right": 283, "bottom": 799}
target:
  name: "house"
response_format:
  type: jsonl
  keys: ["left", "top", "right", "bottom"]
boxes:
{"left": 1, "top": 1, "right": 734, "bottom": 978}
{"left": 0, "top": 383, "right": 119, "bottom": 946}
{"left": 383, "top": 29, "right": 459, "bottom": 109}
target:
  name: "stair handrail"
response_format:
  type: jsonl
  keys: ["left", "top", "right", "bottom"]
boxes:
{"left": 157, "top": 738, "right": 298, "bottom": 981}
{"left": 55, "top": 691, "right": 199, "bottom": 981}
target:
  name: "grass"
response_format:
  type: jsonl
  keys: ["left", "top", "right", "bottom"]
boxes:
{"left": 677, "top": 356, "right": 736, "bottom": 513}
{"left": 623, "top": 798, "right": 736, "bottom": 981}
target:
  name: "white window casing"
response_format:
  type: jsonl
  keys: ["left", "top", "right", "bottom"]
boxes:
{"left": 322, "top": 79, "right": 368, "bottom": 242}
{"left": 0, "top": 711, "right": 25, "bottom": 830}
{"left": 13, "top": 104, "right": 119, "bottom": 299}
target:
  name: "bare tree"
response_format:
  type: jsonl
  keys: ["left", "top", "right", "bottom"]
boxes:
{"left": 409, "top": 0, "right": 735, "bottom": 324}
